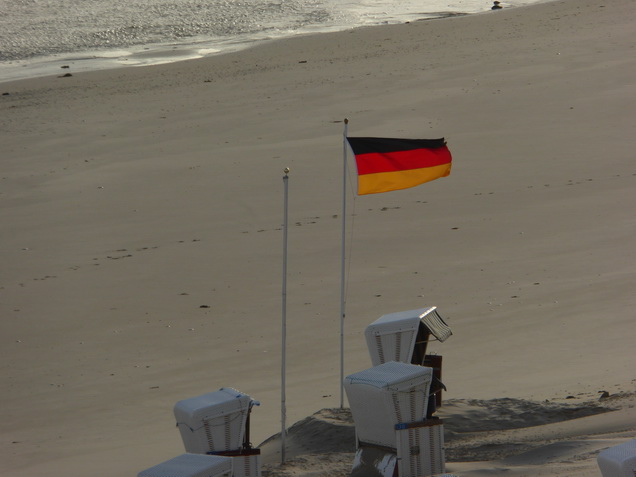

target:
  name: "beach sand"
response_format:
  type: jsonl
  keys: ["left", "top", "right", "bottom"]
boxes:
{"left": 1, "top": 0, "right": 634, "bottom": 475}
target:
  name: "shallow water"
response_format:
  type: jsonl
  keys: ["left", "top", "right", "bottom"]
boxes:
{"left": 0, "top": 0, "right": 547, "bottom": 82}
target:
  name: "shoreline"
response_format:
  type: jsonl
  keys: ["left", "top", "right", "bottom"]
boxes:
{"left": 0, "top": 3, "right": 531, "bottom": 86}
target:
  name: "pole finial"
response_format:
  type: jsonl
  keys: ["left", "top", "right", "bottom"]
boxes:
{"left": 344, "top": 118, "right": 349, "bottom": 124}
{"left": 284, "top": 167, "right": 290, "bottom": 175}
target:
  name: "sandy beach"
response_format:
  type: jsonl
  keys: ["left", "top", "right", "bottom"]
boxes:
{"left": 1, "top": 0, "right": 635, "bottom": 475}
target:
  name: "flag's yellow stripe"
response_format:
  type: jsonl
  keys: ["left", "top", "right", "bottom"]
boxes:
{"left": 358, "top": 163, "right": 451, "bottom": 195}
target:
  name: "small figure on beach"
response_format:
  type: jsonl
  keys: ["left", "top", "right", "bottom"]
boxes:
{"left": 492, "top": 1, "right": 503, "bottom": 9}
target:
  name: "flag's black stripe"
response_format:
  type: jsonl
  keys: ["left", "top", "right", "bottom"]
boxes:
{"left": 347, "top": 137, "right": 446, "bottom": 155}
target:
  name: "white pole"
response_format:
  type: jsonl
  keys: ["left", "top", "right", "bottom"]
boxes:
{"left": 340, "top": 119, "right": 349, "bottom": 409}
{"left": 281, "top": 167, "right": 290, "bottom": 464}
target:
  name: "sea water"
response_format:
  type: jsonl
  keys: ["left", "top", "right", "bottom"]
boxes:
{"left": 0, "top": 0, "right": 548, "bottom": 83}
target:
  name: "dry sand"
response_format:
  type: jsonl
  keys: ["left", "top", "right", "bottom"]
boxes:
{"left": 1, "top": 0, "right": 635, "bottom": 475}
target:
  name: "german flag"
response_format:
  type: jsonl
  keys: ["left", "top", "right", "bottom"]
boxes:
{"left": 346, "top": 137, "right": 452, "bottom": 195}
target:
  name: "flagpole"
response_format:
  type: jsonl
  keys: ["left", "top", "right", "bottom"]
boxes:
{"left": 281, "top": 167, "right": 290, "bottom": 464}
{"left": 340, "top": 118, "right": 349, "bottom": 409}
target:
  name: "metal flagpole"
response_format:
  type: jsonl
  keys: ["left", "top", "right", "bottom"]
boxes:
{"left": 281, "top": 167, "right": 290, "bottom": 464}
{"left": 340, "top": 119, "right": 349, "bottom": 409}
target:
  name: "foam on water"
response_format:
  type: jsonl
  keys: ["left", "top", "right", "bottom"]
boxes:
{"left": 0, "top": 0, "right": 343, "bottom": 62}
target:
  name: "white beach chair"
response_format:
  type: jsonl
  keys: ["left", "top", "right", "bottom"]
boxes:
{"left": 345, "top": 361, "right": 434, "bottom": 448}
{"left": 174, "top": 388, "right": 254, "bottom": 454}
{"left": 345, "top": 361, "right": 446, "bottom": 476}
{"left": 173, "top": 388, "right": 262, "bottom": 476}
{"left": 365, "top": 306, "right": 452, "bottom": 412}
{"left": 365, "top": 306, "right": 452, "bottom": 367}
{"left": 597, "top": 438, "right": 636, "bottom": 477}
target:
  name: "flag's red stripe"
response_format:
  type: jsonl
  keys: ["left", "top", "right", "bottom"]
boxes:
{"left": 355, "top": 146, "right": 451, "bottom": 175}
